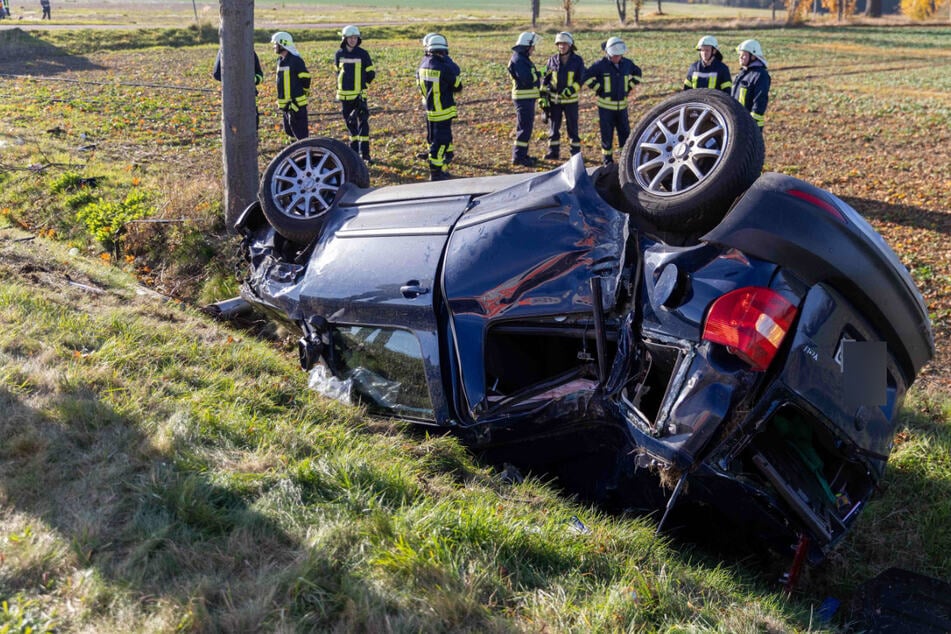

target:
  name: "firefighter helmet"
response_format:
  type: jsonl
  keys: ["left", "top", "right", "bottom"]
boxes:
{"left": 340, "top": 25, "right": 361, "bottom": 38}
{"left": 515, "top": 31, "right": 540, "bottom": 48}
{"left": 426, "top": 34, "right": 449, "bottom": 54}
{"left": 554, "top": 32, "right": 574, "bottom": 46}
{"left": 736, "top": 39, "right": 767, "bottom": 66}
{"left": 605, "top": 37, "right": 627, "bottom": 57}
{"left": 696, "top": 35, "right": 719, "bottom": 50}
{"left": 270, "top": 31, "right": 300, "bottom": 57}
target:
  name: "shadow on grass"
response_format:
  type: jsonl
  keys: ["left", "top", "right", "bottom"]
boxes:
{"left": 843, "top": 196, "right": 951, "bottom": 237}
{"left": 0, "top": 385, "right": 376, "bottom": 630}
{"left": 0, "top": 28, "right": 105, "bottom": 75}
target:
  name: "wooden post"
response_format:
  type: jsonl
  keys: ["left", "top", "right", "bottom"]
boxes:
{"left": 219, "top": 0, "right": 258, "bottom": 232}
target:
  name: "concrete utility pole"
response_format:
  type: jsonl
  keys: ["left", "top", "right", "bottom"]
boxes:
{"left": 219, "top": 0, "right": 258, "bottom": 232}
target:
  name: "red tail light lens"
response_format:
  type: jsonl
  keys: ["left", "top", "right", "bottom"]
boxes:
{"left": 702, "top": 287, "right": 797, "bottom": 371}
{"left": 786, "top": 188, "right": 846, "bottom": 223}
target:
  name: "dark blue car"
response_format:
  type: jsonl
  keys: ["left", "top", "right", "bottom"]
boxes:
{"left": 236, "top": 91, "right": 934, "bottom": 566}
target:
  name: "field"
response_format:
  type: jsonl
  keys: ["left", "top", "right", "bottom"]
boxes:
{"left": 1, "top": 13, "right": 950, "bottom": 633}
{"left": 8, "top": 0, "right": 778, "bottom": 27}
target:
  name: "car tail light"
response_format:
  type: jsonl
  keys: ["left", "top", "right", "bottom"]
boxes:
{"left": 786, "top": 188, "right": 846, "bottom": 223}
{"left": 702, "top": 287, "right": 797, "bottom": 371}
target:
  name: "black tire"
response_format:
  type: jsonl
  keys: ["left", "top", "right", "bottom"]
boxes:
{"left": 258, "top": 137, "right": 370, "bottom": 244}
{"left": 619, "top": 90, "right": 764, "bottom": 235}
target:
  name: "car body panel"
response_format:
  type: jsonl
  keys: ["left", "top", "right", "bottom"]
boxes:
{"left": 442, "top": 157, "right": 629, "bottom": 420}
{"left": 703, "top": 172, "right": 934, "bottom": 382}
{"left": 238, "top": 150, "right": 934, "bottom": 563}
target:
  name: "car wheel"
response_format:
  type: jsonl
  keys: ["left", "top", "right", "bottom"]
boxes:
{"left": 258, "top": 137, "right": 370, "bottom": 244}
{"left": 619, "top": 90, "right": 764, "bottom": 235}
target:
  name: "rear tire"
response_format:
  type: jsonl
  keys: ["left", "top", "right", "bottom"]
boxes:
{"left": 259, "top": 137, "right": 369, "bottom": 244}
{"left": 619, "top": 90, "right": 764, "bottom": 235}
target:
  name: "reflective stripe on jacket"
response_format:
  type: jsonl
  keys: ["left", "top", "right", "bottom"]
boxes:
{"left": 335, "top": 45, "right": 375, "bottom": 101}
{"left": 544, "top": 52, "right": 585, "bottom": 104}
{"left": 731, "top": 61, "right": 770, "bottom": 127}
{"left": 684, "top": 58, "right": 732, "bottom": 92}
{"left": 508, "top": 47, "right": 540, "bottom": 100}
{"left": 417, "top": 53, "right": 462, "bottom": 122}
{"left": 276, "top": 53, "right": 311, "bottom": 111}
{"left": 583, "top": 56, "right": 641, "bottom": 111}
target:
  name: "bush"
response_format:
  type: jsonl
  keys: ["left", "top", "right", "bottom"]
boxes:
{"left": 76, "top": 189, "right": 153, "bottom": 246}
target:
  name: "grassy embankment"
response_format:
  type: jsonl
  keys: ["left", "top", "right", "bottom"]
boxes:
{"left": 0, "top": 17, "right": 949, "bottom": 632}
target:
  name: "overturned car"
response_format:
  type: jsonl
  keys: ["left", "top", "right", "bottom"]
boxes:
{"left": 236, "top": 91, "right": 934, "bottom": 564}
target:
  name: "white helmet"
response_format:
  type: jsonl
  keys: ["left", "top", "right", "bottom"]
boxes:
{"left": 515, "top": 31, "right": 540, "bottom": 48}
{"left": 605, "top": 36, "right": 627, "bottom": 57}
{"left": 554, "top": 32, "right": 574, "bottom": 46}
{"left": 696, "top": 35, "right": 718, "bottom": 50}
{"left": 426, "top": 34, "right": 448, "bottom": 54}
{"left": 270, "top": 31, "right": 300, "bottom": 57}
{"left": 422, "top": 32, "right": 438, "bottom": 46}
{"left": 340, "top": 25, "right": 361, "bottom": 38}
{"left": 737, "top": 39, "right": 767, "bottom": 66}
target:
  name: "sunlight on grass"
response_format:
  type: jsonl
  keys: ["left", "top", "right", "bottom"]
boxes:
{"left": 0, "top": 19, "right": 949, "bottom": 632}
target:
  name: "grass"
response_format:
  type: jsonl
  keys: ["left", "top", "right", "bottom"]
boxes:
{"left": 0, "top": 229, "right": 821, "bottom": 630}
{"left": 0, "top": 17, "right": 950, "bottom": 632}
{"left": 5, "top": 0, "right": 781, "bottom": 27}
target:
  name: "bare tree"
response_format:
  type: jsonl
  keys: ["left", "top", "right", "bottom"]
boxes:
{"left": 616, "top": 0, "right": 627, "bottom": 22}
{"left": 218, "top": 0, "right": 258, "bottom": 232}
{"left": 563, "top": 0, "right": 576, "bottom": 25}
{"left": 531, "top": 0, "right": 539, "bottom": 27}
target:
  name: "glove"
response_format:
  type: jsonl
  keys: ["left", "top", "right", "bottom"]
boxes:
{"left": 538, "top": 96, "right": 549, "bottom": 109}
{"left": 560, "top": 87, "right": 574, "bottom": 99}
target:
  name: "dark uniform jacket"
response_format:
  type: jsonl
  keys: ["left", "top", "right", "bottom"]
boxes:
{"left": 684, "top": 57, "right": 732, "bottom": 92}
{"left": 543, "top": 52, "right": 585, "bottom": 104}
{"left": 276, "top": 53, "right": 310, "bottom": 112}
{"left": 213, "top": 49, "right": 264, "bottom": 86}
{"left": 584, "top": 57, "right": 642, "bottom": 111}
{"left": 334, "top": 45, "right": 375, "bottom": 101}
{"left": 417, "top": 53, "right": 462, "bottom": 122}
{"left": 731, "top": 60, "right": 770, "bottom": 127}
{"left": 508, "top": 46, "right": 541, "bottom": 100}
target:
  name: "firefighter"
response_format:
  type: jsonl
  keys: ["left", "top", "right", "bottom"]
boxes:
{"left": 507, "top": 31, "right": 542, "bottom": 167}
{"left": 583, "top": 36, "right": 642, "bottom": 165}
{"left": 271, "top": 31, "right": 311, "bottom": 140}
{"left": 212, "top": 48, "right": 264, "bottom": 128}
{"left": 684, "top": 35, "right": 731, "bottom": 92}
{"left": 40, "top": 0, "right": 51, "bottom": 20}
{"left": 542, "top": 32, "right": 585, "bottom": 160}
{"left": 732, "top": 39, "right": 771, "bottom": 131}
{"left": 416, "top": 34, "right": 462, "bottom": 181}
{"left": 335, "top": 25, "right": 376, "bottom": 163}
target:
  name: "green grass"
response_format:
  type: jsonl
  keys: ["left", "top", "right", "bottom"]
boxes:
{"left": 5, "top": 0, "right": 780, "bottom": 28}
{"left": 0, "top": 226, "right": 825, "bottom": 631}
{"left": 1, "top": 20, "right": 950, "bottom": 632}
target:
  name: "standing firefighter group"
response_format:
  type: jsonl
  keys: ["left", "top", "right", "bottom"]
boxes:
{"left": 244, "top": 28, "right": 770, "bottom": 181}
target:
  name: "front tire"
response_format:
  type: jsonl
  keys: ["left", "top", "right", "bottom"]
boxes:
{"left": 619, "top": 90, "right": 764, "bottom": 235}
{"left": 258, "top": 137, "right": 370, "bottom": 244}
